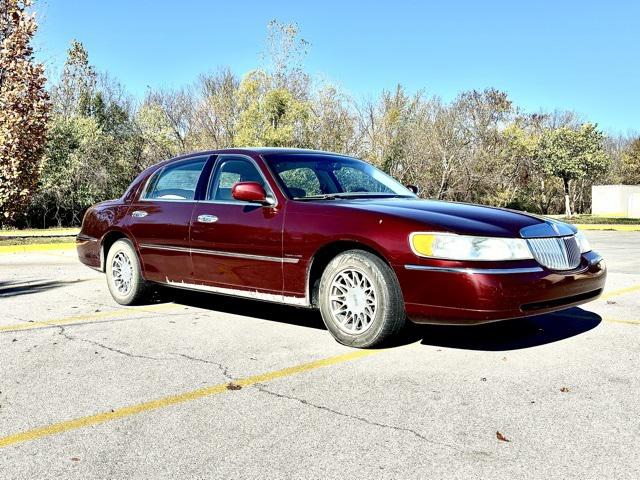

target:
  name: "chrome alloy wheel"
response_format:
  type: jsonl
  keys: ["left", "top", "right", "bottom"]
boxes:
{"left": 111, "top": 251, "right": 133, "bottom": 295}
{"left": 329, "top": 268, "right": 377, "bottom": 334}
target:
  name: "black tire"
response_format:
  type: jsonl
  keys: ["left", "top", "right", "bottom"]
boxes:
{"left": 318, "top": 249, "right": 405, "bottom": 348}
{"left": 105, "top": 238, "right": 149, "bottom": 305}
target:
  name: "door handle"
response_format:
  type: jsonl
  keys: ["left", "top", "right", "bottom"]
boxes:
{"left": 197, "top": 214, "right": 218, "bottom": 223}
{"left": 131, "top": 210, "right": 148, "bottom": 218}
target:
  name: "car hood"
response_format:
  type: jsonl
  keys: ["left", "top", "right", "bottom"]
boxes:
{"left": 333, "top": 198, "right": 576, "bottom": 238}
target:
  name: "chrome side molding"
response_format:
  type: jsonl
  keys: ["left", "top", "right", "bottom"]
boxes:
{"left": 139, "top": 243, "right": 299, "bottom": 264}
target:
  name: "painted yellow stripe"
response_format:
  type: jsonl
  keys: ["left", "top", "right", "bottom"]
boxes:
{"left": 0, "top": 303, "right": 178, "bottom": 333}
{"left": 0, "top": 242, "right": 76, "bottom": 254}
{"left": 600, "top": 284, "right": 640, "bottom": 301}
{"left": 0, "top": 349, "right": 377, "bottom": 449}
{"left": 575, "top": 224, "right": 640, "bottom": 231}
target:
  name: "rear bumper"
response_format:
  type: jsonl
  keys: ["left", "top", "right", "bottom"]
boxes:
{"left": 398, "top": 251, "right": 606, "bottom": 325}
{"left": 76, "top": 234, "right": 102, "bottom": 271}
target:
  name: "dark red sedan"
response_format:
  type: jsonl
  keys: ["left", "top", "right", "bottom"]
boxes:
{"left": 77, "top": 148, "right": 606, "bottom": 347}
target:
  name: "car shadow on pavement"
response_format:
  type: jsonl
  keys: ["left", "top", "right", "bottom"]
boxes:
{"left": 403, "top": 307, "right": 602, "bottom": 351}
{"left": 167, "top": 289, "right": 327, "bottom": 330}
{"left": 0, "top": 279, "right": 91, "bottom": 298}
{"left": 167, "top": 289, "right": 601, "bottom": 351}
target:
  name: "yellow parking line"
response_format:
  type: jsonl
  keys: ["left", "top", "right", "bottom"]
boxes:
{"left": 0, "top": 349, "right": 378, "bottom": 449}
{"left": 0, "top": 303, "right": 179, "bottom": 333}
{"left": 600, "top": 284, "right": 640, "bottom": 301}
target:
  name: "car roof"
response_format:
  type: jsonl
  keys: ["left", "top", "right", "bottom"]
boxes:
{"left": 169, "top": 147, "right": 353, "bottom": 162}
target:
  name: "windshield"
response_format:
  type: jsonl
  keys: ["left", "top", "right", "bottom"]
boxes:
{"left": 263, "top": 153, "right": 416, "bottom": 200}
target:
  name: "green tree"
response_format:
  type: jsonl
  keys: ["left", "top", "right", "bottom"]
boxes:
{"left": 32, "top": 41, "right": 143, "bottom": 226}
{"left": 621, "top": 138, "right": 640, "bottom": 185}
{"left": 537, "top": 123, "right": 609, "bottom": 216}
{"left": 50, "top": 39, "right": 96, "bottom": 117}
{"left": 234, "top": 71, "right": 309, "bottom": 147}
{"left": 0, "top": 0, "right": 49, "bottom": 225}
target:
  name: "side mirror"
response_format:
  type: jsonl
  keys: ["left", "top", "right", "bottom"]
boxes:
{"left": 231, "top": 181, "right": 273, "bottom": 205}
{"left": 406, "top": 184, "right": 420, "bottom": 195}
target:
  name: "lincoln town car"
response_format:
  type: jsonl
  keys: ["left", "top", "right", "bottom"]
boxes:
{"left": 77, "top": 148, "right": 606, "bottom": 347}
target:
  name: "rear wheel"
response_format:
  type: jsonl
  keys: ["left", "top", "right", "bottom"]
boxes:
{"left": 318, "top": 250, "right": 405, "bottom": 348}
{"left": 105, "top": 238, "right": 149, "bottom": 305}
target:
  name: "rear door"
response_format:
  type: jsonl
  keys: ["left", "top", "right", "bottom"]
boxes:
{"left": 190, "top": 155, "right": 286, "bottom": 296}
{"left": 125, "top": 156, "right": 210, "bottom": 283}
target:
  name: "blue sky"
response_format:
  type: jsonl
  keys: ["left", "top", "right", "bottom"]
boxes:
{"left": 34, "top": 0, "right": 639, "bottom": 135}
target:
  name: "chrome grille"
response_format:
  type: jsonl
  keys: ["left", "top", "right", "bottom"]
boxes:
{"left": 527, "top": 236, "right": 581, "bottom": 270}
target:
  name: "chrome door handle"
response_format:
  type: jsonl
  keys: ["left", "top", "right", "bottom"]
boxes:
{"left": 131, "top": 210, "right": 148, "bottom": 218}
{"left": 197, "top": 214, "right": 218, "bottom": 223}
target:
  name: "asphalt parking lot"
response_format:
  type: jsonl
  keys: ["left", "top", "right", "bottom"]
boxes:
{"left": 1, "top": 231, "right": 639, "bottom": 479}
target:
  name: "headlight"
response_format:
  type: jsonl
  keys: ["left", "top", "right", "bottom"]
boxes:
{"left": 575, "top": 231, "right": 592, "bottom": 253}
{"left": 410, "top": 232, "right": 533, "bottom": 261}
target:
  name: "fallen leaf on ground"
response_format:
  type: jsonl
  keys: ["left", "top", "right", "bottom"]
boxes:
{"left": 560, "top": 387, "right": 570, "bottom": 392}
{"left": 606, "top": 300, "right": 616, "bottom": 304}
{"left": 70, "top": 457, "right": 80, "bottom": 462}
{"left": 226, "top": 382, "right": 242, "bottom": 391}
{"left": 496, "top": 431, "right": 510, "bottom": 442}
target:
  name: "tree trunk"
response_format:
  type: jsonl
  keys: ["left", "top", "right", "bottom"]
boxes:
{"left": 563, "top": 177, "right": 572, "bottom": 217}
{"left": 539, "top": 177, "right": 548, "bottom": 214}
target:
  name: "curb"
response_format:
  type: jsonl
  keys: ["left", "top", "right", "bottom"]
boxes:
{"left": 0, "top": 229, "right": 79, "bottom": 238}
{"left": 0, "top": 242, "right": 76, "bottom": 254}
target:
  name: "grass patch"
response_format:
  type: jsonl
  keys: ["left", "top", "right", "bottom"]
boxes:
{"left": 0, "top": 236, "right": 76, "bottom": 246}
{"left": 557, "top": 215, "right": 640, "bottom": 225}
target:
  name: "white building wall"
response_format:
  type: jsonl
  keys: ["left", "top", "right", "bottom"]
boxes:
{"left": 592, "top": 185, "right": 640, "bottom": 217}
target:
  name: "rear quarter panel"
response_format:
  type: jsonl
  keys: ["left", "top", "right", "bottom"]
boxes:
{"left": 77, "top": 163, "right": 162, "bottom": 269}
{"left": 77, "top": 202, "right": 132, "bottom": 269}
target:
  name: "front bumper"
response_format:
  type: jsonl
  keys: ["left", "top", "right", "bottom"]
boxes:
{"left": 397, "top": 250, "right": 606, "bottom": 325}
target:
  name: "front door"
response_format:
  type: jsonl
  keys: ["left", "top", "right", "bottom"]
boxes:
{"left": 190, "top": 155, "right": 285, "bottom": 296}
{"left": 126, "top": 156, "right": 209, "bottom": 283}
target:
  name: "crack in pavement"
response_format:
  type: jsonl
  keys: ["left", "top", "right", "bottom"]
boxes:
{"left": 55, "top": 326, "right": 236, "bottom": 382}
{"left": 57, "top": 326, "right": 165, "bottom": 361}
{"left": 173, "top": 353, "right": 234, "bottom": 381}
{"left": 255, "top": 385, "right": 465, "bottom": 453}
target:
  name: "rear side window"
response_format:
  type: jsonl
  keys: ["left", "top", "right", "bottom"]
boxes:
{"left": 144, "top": 158, "right": 207, "bottom": 200}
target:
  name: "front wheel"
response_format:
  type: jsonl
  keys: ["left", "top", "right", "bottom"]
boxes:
{"left": 105, "top": 238, "right": 149, "bottom": 305}
{"left": 318, "top": 250, "right": 405, "bottom": 348}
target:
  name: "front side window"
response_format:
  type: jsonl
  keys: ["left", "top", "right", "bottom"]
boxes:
{"left": 144, "top": 157, "right": 207, "bottom": 200}
{"left": 279, "top": 167, "right": 322, "bottom": 197}
{"left": 208, "top": 157, "right": 268, "bottom": 201}
{"left": 264, "top": 154, "right": 415, "bottom": 200}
